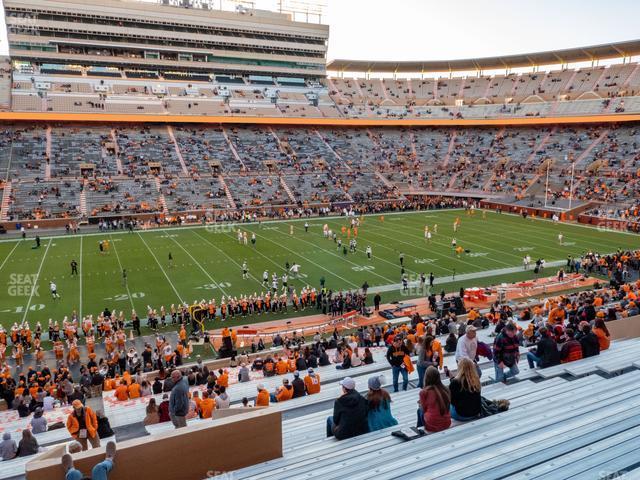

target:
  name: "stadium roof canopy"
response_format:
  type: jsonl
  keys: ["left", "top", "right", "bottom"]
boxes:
{"left": 327, "top": 39, "right": 640, "bottom": 73}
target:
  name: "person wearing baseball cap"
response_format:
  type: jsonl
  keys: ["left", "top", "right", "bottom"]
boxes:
{"left": 366, "top": 375, "right": 398, "bottom": 432}
{"left": 304, "top": 368, "right": 321, "bottom": 395}
{"left": 455, "top": 324, "right": 482, "bottom": 377}
{"left": 326, "top": 377, "right": 368, "bottom": 440}
{"left": 291, "top": 371, "right": 306, "bottom": 399}
{"left": 66, "top": 399, "right": 100, "bottom": 451}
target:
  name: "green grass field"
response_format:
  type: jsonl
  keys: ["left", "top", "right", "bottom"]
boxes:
{"left": 0, "top": 209, "right": 636, "bottom": 331}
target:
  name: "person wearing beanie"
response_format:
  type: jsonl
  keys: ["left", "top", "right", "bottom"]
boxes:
{"left": 365, "top": 376, "right": 398, "bottom": 432}
{"left": 66, "top": 399, "right": 100, "bottom": 451}
{"left": 291, "top": 371, "right": 306, "bottom": 399}
{"left": 326, "top": 377, "right": 368, "bottom": 440}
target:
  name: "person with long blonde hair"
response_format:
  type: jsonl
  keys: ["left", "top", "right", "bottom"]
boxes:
{"left": 449, "top": 358, "right": 481, "bottom": 421}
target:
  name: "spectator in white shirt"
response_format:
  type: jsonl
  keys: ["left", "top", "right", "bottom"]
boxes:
{"left": 351, "top": 348, "right": 363, "bottom": 368}
{"left": 42, "top": 394, "right": 55, "bottom": 412}
{"left": 455, "top": 325, "right": 482, "bottom": 377}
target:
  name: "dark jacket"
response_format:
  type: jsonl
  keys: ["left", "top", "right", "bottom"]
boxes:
{"left": 386, "top": 344, "right": 410, "bottom": 368}
{"left": 152, "top": 380, "right": 163, "bottom": 395}
{"left": 580, "top": 332, "right": 600, "bottom": 358}
{"left": 295, "top": 357, "right": 307, "bottom": 372}
{"left": 331, "top": 389, "right": 369, "bottom": 440}
{"left": 158, "top": 401, "right": 170, "bottom": 422}
{"left": 493, "top": 332, "right": 520, "bottom": 367}
{"left": 169, "top": 377, "right": 189, "bottom": 417}
{"left": 535, "top": 336, "right": 561, "bottom": 368}
{"left": 97, "top": 416, "right": 114, "bottom": 439}
{"left": 449, "top": 378, "right": 481, "bottom": 419}
{"left": 291, "top": 378, "right": 306, "bottom": 399}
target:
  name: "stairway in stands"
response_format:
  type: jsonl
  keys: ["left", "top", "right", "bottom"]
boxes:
{"left": 218, "top": 175, "right": 237, "bottom": 209}
{"left": 110, "top": 129, "right": 124, "bottom": 174}
{"left": 526, "top": 126, "right": 557, "bottom": 165}
{"left": 221, "top": 127, "right": 247, "bottom": 170}
{"left": 622, "top": 63, "right": 640, "bottom": 90}
{"left": 523, "top": 174, "right": 543, "bottom": 196}
{"left": 0, "top": 182, "right": 12, "bottom": 221}
{"left": 154, "top": 177, "right": 169, "bottom": 214}
{"left": 314, "top": 129, "right": 347, "bottom": 166}
{"left": 166, "top": 125, "right": 189, "bottom": 175}
{"left": 375, "top": 171, "right": 394, "bottom": 189}
{"left": 441, "top": 130, "right": 458, "bottom": 167}
{"left": 574, "top": 129, "right": 610, "bottom": 166}
{"left": 562, "top": 69, "right": 580, "bottom": 94}
{"left": 45, "top": 126, "right": 52, "bottom": 180}
{"left": 79, "top": 183, "right": 87, "bottom": 218}
{"left": 279, "top": 176, "right": 297, "bottom": 203}
{"left": 447, "top": 172, "right": 461, "bottom": 189}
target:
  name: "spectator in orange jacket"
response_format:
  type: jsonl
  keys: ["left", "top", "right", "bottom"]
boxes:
{"left": 114, "top": 381, "right": 129, "bottom": 401}
{"left": 255, "top": 384, "right": 270, "bottom": 407}
{"left": 270, "top": 378, "right": 293, "bottom": 403}
{"left": 66, "top": 400, "right": 100, "bottom": 450}
{"left": 128, "top": 380, "right": 141, "bottom": 399}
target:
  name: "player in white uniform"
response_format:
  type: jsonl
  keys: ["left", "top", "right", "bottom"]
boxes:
{"left": 50, "top": 282, "right": 60, "bottom": 299}
{"left": 242, "top": 261, "right": 249, "bottom": 279}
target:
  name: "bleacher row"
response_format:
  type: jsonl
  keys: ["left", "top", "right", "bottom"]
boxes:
{"left": 227, "top": 339, "right": 640, "bottom": 480}
{"left": 1, "top": 337, "right": 640, "bottom": 479}
{"left": 10, "top": 60, "right": 640, "bottom": 119}
{"left": 2, "top": 122, "right": 640, "bottom": 221}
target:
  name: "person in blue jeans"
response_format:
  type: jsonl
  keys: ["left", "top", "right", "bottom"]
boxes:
{"left": 386, "top": 336, "right": 411, "bottom": 392}
{"left": 63, "top": 441, "right": 116, "bottom": 480}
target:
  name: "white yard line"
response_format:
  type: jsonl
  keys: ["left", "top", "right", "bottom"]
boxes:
{"left": 110, "top": 234, "right": 135, "bottom": 310}
{"left": 165, "top": 234, "right": 230, "bottom": 297}
{"left": 250, "top": 229, "right": 361, "bottom": 289}
{"left": 0, "top": 209, "right": 467, "bottom": 244}
{"left": 268, "top": 227, "right": 398, "bottom": 284}
{"left": 367, "top": 260, "right": 567, "bottom": 294}
{"left": 136, "top": 233, "right": 184, "bottom": 304}
{"left": 0, "top": 241, "right": 21, "bottom": 272}
{"left": 190, "top": 229, "right": 264, "bottom": 290}
{"left": 21, "top": 239, "right": 52, "bottom": 324}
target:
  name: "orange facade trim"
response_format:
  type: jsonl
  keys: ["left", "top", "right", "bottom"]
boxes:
{"left": 1, "top": 111, "right": 640, "bottom": 126}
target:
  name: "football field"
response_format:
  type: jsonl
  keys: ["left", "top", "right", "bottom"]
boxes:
{"left": 0, "top": 209, "right": 636, "bottom": 331}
